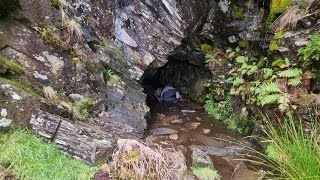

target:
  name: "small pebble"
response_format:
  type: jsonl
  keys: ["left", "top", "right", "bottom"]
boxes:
{"left": 169, "top": 134, "right": 179, "bottom": 140}
{"left": 203, "top": 129, "right": 211, "bottom": 134}
{"left": 171, "top": 119, "right": 184, "bottom": 124}
{"left": 196, "top": 117, "right": 202, "bottom": 121}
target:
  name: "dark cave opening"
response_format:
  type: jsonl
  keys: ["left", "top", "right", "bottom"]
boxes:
{"left": 141, "top": 55, "right": 212, "bottom": 110}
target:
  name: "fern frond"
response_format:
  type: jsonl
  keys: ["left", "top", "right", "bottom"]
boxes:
{"left": 278, "top": 68, "right": 302, "bottom": 78}
{"left": 258, "top": 82, "right": 281, "bottom": 95}
{"left": 260, "top": 94, "right": 281, "bottom": 106}
{"left": 232, "top": 77, "right": 244, "bottom": 86}
{"left": 236, "top": 56, "right": 248, "bottom": 64}
{"left": 288, "top": 76, "right": 302, "bottom": 86}
{"left": 263, "top": 68, "right": 274, "bottom": 79}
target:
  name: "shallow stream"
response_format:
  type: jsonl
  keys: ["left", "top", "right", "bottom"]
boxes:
{"left": 145, "top": 99, "right": 264, "bottom": 180}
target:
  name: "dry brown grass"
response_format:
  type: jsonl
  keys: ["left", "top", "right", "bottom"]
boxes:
{"left": 111, "top": 139, "right": 187, "bottom": 180}
{"left": 271, "top": 5, "right": 305, "bottom": 32}
{"left": 59, "top": 1, "right": 84, "bottom": 44}
{"left": 271, "top": 1, "right": 315, "bottom": 32}
{"left": 43, "top": 86, "right": 58, "bottom": 102}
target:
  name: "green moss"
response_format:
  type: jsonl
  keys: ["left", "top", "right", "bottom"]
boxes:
{"left": 268, "top": 0, "right": 292, "bottom": 23}
{"left": 0, "top": 55, "right": 24, "bottom": 75}
{"left": 0, "top": 78, "right": 40, "bottom": 98}
{"left": 233, "top": 6, "right": 245, "bottom": 20}
{"left": 200, "top": 44, "right": 213, "bottom": 54}
{"left": 269, "top": 41, "right": 279, "bottom": 51}
{"left": 239, "top": 39, "right": 249, "bottom": 48}
{"left": 102, "top": 41, "right": 126, "bottom": 63}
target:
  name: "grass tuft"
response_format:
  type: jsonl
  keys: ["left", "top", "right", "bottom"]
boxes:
{"left": 111, "top": 139, "right": 187, "bottom": 180}
{"left": 239, "top": 116, "right": 320, "bottom": 179}
{"left": 0, "top": 129, "right": 96, "bottom": 180}
{"left": 192, "top": 165, "right": 220, "bottom": 180}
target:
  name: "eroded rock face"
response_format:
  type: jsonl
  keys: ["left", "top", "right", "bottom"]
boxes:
{"left": 0, "top": 0, "right": 216, "bottom": 163}
{"left": 0, "top": 0, "right": 276, "bottom": 163}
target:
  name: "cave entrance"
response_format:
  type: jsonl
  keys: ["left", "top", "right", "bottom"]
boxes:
{"left": 140, "top": 54, "right": 248, "bottom": 177}
{"left": 141, "top": 56, "right": 211, "bottom": 110}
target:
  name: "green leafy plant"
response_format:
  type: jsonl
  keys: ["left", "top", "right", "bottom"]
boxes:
{"left": 204, "top": 96, "right": 253, "bottom": 134}
{"left": 104, "top": 68, "right": 122, "bottom": 85}
{"left": 72, "top": 97, "right": 93, "bottom": 119}
{"left": 192, "top": 165, "right": 220, "bottom": 180}
{"left": 278, "top": 68, "right": 302, "bottom": 86}
{"left": 299, "top": 31, "right": 320, "bottom": 63}
{"left": 40, "top": 26, "right": 66, "bottom": 49}
{"left": 0, "top": 129, "right": 96, "bottom": 179}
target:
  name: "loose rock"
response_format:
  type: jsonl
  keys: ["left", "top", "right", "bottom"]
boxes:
{"left": 195, "top": 117, "right": 202, "bottom": 121}
{"left": 192, "top": 148, "right": 213, "bottom": 167}
{"left": 171, "top": 118, "right": 184, "bottom": 124}
{"left": 169, "top": 134, "right": 179, "bottom": 140}
{"left": 0, "top": 118, "right": 12, "bottom": 129}
{"left": 151, "top": 127, "right": 179, "bottom": 136}
{"left": 194, "top": 134, "right": 224, "bottom": 148}
{"left": 203, "top": 128, "right": 211, "bottom": 134}
{"left": 185, "top": 122, "right": 201, "bottom": 130}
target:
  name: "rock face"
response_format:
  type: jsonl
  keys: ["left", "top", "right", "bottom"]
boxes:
{"left": 0, "top": 0, "right": 216, "bottom": 163}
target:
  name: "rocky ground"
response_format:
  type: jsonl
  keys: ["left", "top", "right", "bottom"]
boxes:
{"left": 146, "top": 99, "right": 265, "bottom": 180}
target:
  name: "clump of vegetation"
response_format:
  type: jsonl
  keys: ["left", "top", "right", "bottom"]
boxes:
{"left": 72, "top": 97, "right": 93, "bottom": 120}
{"left": 102, "top": 41, "right": 126, "bottom": 62}
{"left": 233, "top": 6, "right": 245, "bottom": 20}
{"left": 192, "top": 166, "right": 220, "bottom": 180}
{"left": 205, "top": 96, "right": 253, "bottom": 134}
{"left": 246, "top": 116, "right": 320, "bottom": 179}
{"left": 111, "top": 139, "right": 186, "bottom": 180}
{"left": 104, "top": 68, "right": 122, "bottom": 85}
{"left": 299, "top": 31, "right": 320, "bottom": 64}
{"left": 0, "top": 129, "right": 96, "bottom": 179}
{"left": 40, "top": 26, "right": 66, "bottom": 49}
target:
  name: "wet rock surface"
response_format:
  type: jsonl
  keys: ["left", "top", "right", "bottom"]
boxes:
{"left": 146, "top": 99, "right": 263, "bottom": 179}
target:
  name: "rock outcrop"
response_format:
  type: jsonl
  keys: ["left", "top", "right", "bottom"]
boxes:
{"left": 0, "top": 0, "right": 214, "bottom": 163}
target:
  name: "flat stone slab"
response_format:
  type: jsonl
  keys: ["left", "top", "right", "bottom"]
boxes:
{"left": 151, "top": 127, "right": 179, "bottom": 136}
{"left": 194, "top": 134, "right": 224, "bottom": 148}
{"left": 0, "top": 118, "right": 12, "bottom": 129}
{"left": 29, "top": 110, "right": 116, "bottom": 163}
{"left": 189, "top": 145, "right": 244, "bottom": 157}
{"left": 184, "top": 122, "right": 201, "bottom": 130}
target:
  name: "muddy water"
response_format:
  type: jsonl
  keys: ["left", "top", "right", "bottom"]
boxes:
{"left": 146, "top": 99, "right": 264, "bottom": 180}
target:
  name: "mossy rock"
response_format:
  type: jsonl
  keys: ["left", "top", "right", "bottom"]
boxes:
{"left": 268, "top": 0, "right": 292, "bottom": 23}
{"left": 233, "top": 6, "right": 245, "bottom": 20}
{"left": 0, "top": 55, "right": 24, "bottom": 76}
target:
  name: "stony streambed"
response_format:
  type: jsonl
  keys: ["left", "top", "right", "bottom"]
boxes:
{"left": 146, "top": 99, "right": 264, "bottom": 180}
